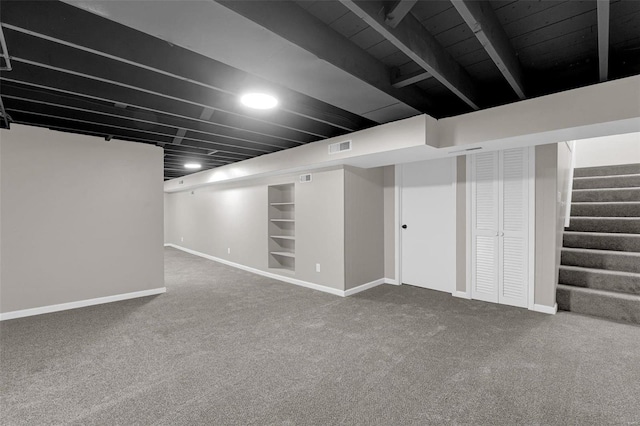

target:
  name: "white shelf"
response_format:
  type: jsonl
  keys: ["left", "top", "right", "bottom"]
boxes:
{"left": 270, "top": 251, "right": 295, "bottom": 258}
{"left": 270, "top": 235, "right": 295, "bottom": 240}
{"left": 270, "top": 219, "right": 295, "bottom": 222}
{"left": 270, "top": 202, "right": 295, "bottom": 206}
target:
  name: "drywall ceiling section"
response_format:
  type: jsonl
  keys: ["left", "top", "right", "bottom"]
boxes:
{"left": 436, "top": 75, "right": 640, "bottom": 150}
{"left": 62, "top": 0, "right": 420, "bottom": 123}
{"left": 164, "top": 114, "right": 432, "bottom": 192}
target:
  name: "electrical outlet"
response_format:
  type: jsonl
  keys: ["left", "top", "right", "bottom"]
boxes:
{"left": 227, "top": 248, "right": 231, "bottom": 254}
{"left": 181, "top": 237, "right": 184, "bottom": 242}
{"left": 316, "top": 263, "right": 321, "bottom": 272}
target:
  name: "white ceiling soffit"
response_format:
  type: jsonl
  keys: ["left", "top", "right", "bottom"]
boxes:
{"left": 62, "top": 0, "right": 420, "bottom": 123}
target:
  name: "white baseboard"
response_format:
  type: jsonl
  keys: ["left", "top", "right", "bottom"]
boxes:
{"left": 532, "top": 303, "right": 558, "bottom": 315}
{"left": 166, "top": 243, "right": 347, "bottom": 297}
{"left": 166, "top": 244, "right": 390, "bottom": 298}
{"left": 384, "top": 278, "right": 399, "bottom": 285}
{"left": 452, "top": 290, "right": 472, "bottom": 300}
{"left": 344, "top": 278, "right": 386, "bottom": 296}
{"left": 0, "top": 287, "right": 166, "bottom": 321}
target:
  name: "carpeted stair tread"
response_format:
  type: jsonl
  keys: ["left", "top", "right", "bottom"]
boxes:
{"left": 566, "top": 217, "right": 640, "bottom": 233}
{"left": 572, "top": 174, "right": 640, "bottom": 190}
{"left": 561, "top": 247, "right": 640, "bottom": 273}
{"left": 572, "top": 187, "right": 640, "bottom": 202}
{"left": 556, "top": 284, "right": 640, "bottom": 324}
{"left": 573, "top": 163, "right": 640, "bottom": 178}
{"left": 563, "top": 231, "right": 640, "bottom": 252}
{"left": 559, "top": 265, "right": 640, "bottom": 295}
{"left": 570, "top": 201, "right": 640, "bottom": 217}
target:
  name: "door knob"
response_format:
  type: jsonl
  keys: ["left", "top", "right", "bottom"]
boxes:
{"left": 402, "top": 224, "right": 408, "bottom": 229}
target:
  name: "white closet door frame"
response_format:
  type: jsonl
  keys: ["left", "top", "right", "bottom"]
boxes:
{"left": 466, "top": 147, "right": 536, "bottom": 310}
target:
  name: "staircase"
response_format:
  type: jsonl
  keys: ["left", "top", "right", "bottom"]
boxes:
{"left": 557, "top": 163, "right": 640, "bottom": 325}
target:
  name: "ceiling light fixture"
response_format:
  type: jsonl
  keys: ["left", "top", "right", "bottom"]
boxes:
{"left": 184, "top": 163, "right": 202, "bottom": 169}
{"left": 240, "top": 93, "right": 278, "bottom": 110}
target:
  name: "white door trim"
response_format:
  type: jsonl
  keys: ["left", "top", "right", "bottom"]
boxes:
{"left": 394, "top": 164, "right": 403, "bottom": 286}
{"left": 527, "top": 146, "right": 536, "bottom": 310}
{"left": 465, "top": 155, "right": 473, "bottom": 299}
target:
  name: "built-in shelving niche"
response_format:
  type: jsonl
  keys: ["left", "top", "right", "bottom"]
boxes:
{"left": 268, "top": 183, "right": 295, "bottom": 272}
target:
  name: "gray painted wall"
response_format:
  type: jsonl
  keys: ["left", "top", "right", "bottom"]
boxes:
{"left": 165, "top": 168, "right": 346, "bottom": 290}
{"left": 344, "top": 166, "right": 385, "bottom": 289}
{"left": 0, "top": 124, "right": 164, "bottom": 313}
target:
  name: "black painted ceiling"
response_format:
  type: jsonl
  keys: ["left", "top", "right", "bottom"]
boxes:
{"left": 1, "top": 1, "right": 638, "bottom": 180}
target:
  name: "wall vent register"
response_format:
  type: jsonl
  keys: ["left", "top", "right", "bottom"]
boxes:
{"left": 268, "top": 183, "right": 295, "bottom": 272}
{"left": 300, "top": 174, "right": 312, "bottom": 183}
{"left": 328, "top": 140, "right": 352, "bottom": 154}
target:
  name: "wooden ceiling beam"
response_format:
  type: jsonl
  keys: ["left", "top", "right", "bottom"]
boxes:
{"left": 385, "top": 1, "right": 419, "bottom": 29}
{"left": 451, "top": 0, "right": 525, "bottom": 100}
{"left": 216, "top": 0, "right": 435, "bottom": 115}
{"left": 340, "top": 0, "right": 480, "bottom": 110}
{"left": 391, "top": 69, "right": 432, "bottom": 89}
{"left": 597, "top": 0, "right": 610, "bottom": 82}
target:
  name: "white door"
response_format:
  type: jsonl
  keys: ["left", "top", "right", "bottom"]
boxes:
{"left": 401, "top": 158, "right": 456, "bottom": 293}
{"left": 499, "top": 149, "right": 530, "bottom": 307}
{"left": 470, "top": 152, "right": 500, "bottom": 303}
{"left": 470, "top": 148, "right": 530, "bottom": 308}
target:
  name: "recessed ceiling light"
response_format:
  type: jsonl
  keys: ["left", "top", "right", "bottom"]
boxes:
{"left": 184, "top": 163, "right": 201, "bottom": 169}
{"left": 240, "top": 93, "right": 278, "bottom": 110}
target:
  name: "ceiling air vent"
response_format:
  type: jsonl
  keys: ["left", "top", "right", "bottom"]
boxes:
{"left": 328, "top": 140, "right": 352, "bottom": 155}
{"left": 300, "top": 174, "right": 312, "bottom": 183}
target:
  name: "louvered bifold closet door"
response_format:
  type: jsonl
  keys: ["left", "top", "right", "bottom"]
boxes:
{"left": 471, "top": 152, "right": 500, "bottom": 303}
{"left": 499, "top": 149, "right": 529, "bottom": 308}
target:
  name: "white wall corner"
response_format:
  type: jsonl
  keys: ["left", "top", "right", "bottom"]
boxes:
{"left": 0, "top": 287, "right": 167, "bottom": 321}
{"left": 384, "top": 278, "right": 399, "bottom": 285}
{"left": 532, "top": 303, "right": 558, "bottom": 315}
{"left": 344, "top": 278, "right": 386, "bottom": 297}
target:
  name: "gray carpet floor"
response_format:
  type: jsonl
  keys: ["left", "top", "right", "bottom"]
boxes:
{"left": 2, "top": 247, "right": 640, "bottom": 425}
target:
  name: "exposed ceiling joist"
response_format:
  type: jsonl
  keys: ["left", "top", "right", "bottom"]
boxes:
{"left": 8, "top": 109, "right": 253, "bottom": 160}
{"left": 215, "top": 0, "right": 434, "bottom": 115}
{"left": 2, "top": 93, "right": 295, "bottom": 152}
{"left": 3, "top": 26, "right": 340, "bottom": 140}
{"left": 451, "top": 0, "right": 526, "bottom": 100}
{"left": 385, "top": 0, "right": 419, "bottom": 29}
{"left": 1, "top": 80, "right": 302, "bottom": 148}
{"left": 0, "top": 1, "right": 373, "bottom": 132}
{"left": 5, "top": 104, "right": 272, "bottom": 156}
{"left": 597, "top": 0, "right": 610, "bottom": 82}
{"left": 2, "top": 61, "right": 317, "bottom": 144}
{"left": 340, "top": 0, "right": 480, "bottom": 110}
{"left": 392, "top": 69, "right": 431, "bottom": 89}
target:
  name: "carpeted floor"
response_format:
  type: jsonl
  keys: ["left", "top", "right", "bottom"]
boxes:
{"left": 1, "top": 247, "right": 639, "bottom": 425}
